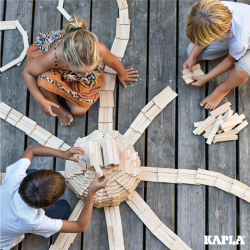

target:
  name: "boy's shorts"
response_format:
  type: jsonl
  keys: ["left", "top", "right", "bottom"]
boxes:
{"left": 187, "top": 41, "right": 250, "bottom": 76}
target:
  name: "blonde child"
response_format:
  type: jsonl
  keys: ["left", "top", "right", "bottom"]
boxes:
{"left": 24, "top": 16, "right": 138, "bottom": 125}
{"left": 183, "top": 0, "right": 250, "bottom": 109}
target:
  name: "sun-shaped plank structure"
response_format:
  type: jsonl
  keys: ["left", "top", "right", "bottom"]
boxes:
{"left": 1, "top": 0, "right": 250, "bottom": 250}
{"left": 65, "top": 130, "right": 141, "bottom": 208}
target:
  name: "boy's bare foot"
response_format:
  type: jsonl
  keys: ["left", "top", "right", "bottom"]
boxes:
{"left": 200, "top": 86, "right": 230, "bottom": 110}
{"left": 52, "top": 106, "right": 73, "bottom": 126}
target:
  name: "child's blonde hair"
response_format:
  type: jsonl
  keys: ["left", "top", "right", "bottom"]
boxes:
{"left": 61, "top": 16, "right": 100, "bottom": 69}
{"left": 186, "top": 0, "right": 232, "bottom": 46}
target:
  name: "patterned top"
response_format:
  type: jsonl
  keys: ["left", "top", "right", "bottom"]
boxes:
{"left": 36, "top": 31, "right": 102, "bottom": 88}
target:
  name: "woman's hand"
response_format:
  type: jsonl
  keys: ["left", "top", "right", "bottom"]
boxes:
{"left": 63, "top": 147, "right": 85, "bottom": 163}
{"left": 89, "top": 173, "right": 109, "bottom": 194}
{"left": 183, "top": 56, "right": 197, "bottom": 74}
{"left": 39, "top": 99, "right": 59, "bottom": 117}
{"left": 190, "top": 74, "right": 208, "bottom": 87}
{"left": 118, "top": 68, "right": 139, "bottom": 88}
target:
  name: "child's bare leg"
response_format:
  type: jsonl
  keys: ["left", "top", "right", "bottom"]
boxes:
{"left": 66, "top": 100, "right": 88, "bottom": 115}
{"left": 200, "top": 66, "right": 249, "bottom": 109}
{"left": 39, "top": 87, "right": 73, "bottom": 126}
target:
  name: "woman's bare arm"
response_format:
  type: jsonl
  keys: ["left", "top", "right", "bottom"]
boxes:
{"left": 99, "top": 42, "right": 139, "bottom": 88}
{"left": 23, "top": 51, "right": 59, "bottom": 116}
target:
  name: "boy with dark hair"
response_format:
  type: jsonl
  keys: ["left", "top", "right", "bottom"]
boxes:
{"left": 0, "top": 145, "right": 108, "bottom": 250}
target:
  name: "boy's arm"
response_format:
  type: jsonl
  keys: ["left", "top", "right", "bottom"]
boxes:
{"left": 21, "top": 145, "right": 85, "bottom": 162}
{"left": 99, "top": 42, "right": 139, "bottom": 88}
{"left": 191, "top": 54, "right": 236, "bottom": 86}
{"left": 59, "top": 173, "right": 109, "bottom": 233}
{"left": 183, "top": 45, "right": 206, "bottom": 73}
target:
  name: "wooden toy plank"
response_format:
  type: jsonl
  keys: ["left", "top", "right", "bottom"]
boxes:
{"left": 193, "top": 116, "right": 215, "bottom": 135}
{"left": 214, "top": 135, "right": 238, "bottom": 143}
{"left": 110, "top": 38, "right": 120, "bottom": 55}
{"left": 206, "top": 119, "right": 224, "bottom": 145}
{"left": 210, "top": 101, "right": 231, "bottom": 117}
{"left": 182, "top": 64, "right": 201, "bottom": 75}
{"left": 121, "top": 0, "right": 128, "bottom": 9}
{"left": 235, "top": 120, "right": 248, "bottom": 133}
{"left": 100, "top": 91, "right": 114, "bottom": 107}
{"left": 141, "top": 100, "right": 154, "bottom": 114}
{"left": 182, "top": 69, "right": 204, "bottom": 81}
{"left": 145, "top": 105, "right": 162, "bottom": 121}
{"left": 98, "top": 122, "right": 113, "bottom": 131}
{"left": 120, "top": 21, "right": 130, "bottom": 40}
{"left": 101, "top": 73, "right": 117, "bottom": 91}
{"left": 116, "top": 18, "right": 121, "bottom": 38}
{"left": 98, "top": 107, "right": 113, "bottom": 123}
{"left": 130, "top": 112, "right": 144, "bottom": 129}
{"left": 119, "top": 8, "right": 129, "bottom": 24}
{"left": 57, "top": 6, "right": 71, "bottom": 20}
{"left": 214, "top": 129, "right": 238, "bottom": 138}
{"left": 117, "top": 0, "right": 123, "bottom": 9}
{"left": 221, "top": 117, "right": 244, "bottom": 130}
{"left": 184, "top": 70, "right": 204, "bottom": 84}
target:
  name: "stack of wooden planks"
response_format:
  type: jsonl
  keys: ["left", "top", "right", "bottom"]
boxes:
{"left": 0, "top": 101, "right": 71, "bottom": 150}
{"left": 140, "top": 167, "right": 250, "bottom": 203}
{"left": 65, "top": 130, "right": 141, "bottom": 208}
{"left": 123, "top": 86, "right": 177, "bottom": 144}
{"left": 104, "top": 205, "right": 125, "bottom": 250}
{"left": 182, "top": 64, "right": 204, "bottom": 84}
{"left": 98, "top": 0, "right": 130, "bottom": 132}
{"left": 0, "top": 20, "right": 29, "bottom": 72}
{"left": 193, "top": 102, "right": 248, "bottom": 144}
{"left": 49, "top": 200, "right": 85, "bottom": 250}
{"left": 126, "top": 192, "right": 192, "bottom": 250}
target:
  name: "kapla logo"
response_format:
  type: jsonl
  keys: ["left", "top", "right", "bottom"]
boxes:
{"left": 204, "top": 236, "right": 245, "bottom": 245}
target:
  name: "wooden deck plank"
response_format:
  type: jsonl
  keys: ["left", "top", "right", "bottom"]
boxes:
{"left": 146, "top": 1, "right": 176, "bottom": 249}
{"left": 207, "top": 60, "right": 236, "bottom": 249}
{"left": 238, "top": 1, "right": 250, "bottom": 248}
{"left": 0, "top": 1, "right": 31, "bottom": 249}
{"left": 22, "top": 1, "right": 61, "bottom": 249}
{"left": 117, "top": 1, "right": 147, "bottom": 249}
{"left": 52, "top": 1, "right": 92, "bottom": 249}
{"left": 82, "top": 1, "right": 117, "bottom": 250}
{"left": 177, "top": 1, "right": 206, "bottom": 249}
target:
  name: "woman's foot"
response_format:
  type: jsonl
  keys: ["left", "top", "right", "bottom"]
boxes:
{"left": 52, "top": 106, "right": 73, "bottom": 126}
{"left": 200, "top": 86, "right": 230, "bottom": 110}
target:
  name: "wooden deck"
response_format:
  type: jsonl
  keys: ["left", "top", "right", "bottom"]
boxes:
{"left": 1, "top": 0, "right": 250, "bottom": 249}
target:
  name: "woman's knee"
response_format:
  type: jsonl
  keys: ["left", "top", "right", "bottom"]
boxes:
{"left": 235, "top": 66, "right": 249, "bottom": 82}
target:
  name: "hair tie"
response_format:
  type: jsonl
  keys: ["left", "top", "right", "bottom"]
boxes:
{"left": 74, "top": 27, "right": 82, "bottom": 31}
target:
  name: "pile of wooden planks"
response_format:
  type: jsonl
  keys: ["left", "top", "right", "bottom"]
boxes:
{"left": 0, "top": 101, "right": 71, "bottom": 151}
{"left": 104, "top": 205, "right": 125, "bottom": 250}
{"left": 0, "top": 20, "right": 29, "bottom": 72}
{"left": 57, "top": 0, "right": 71, "bottom": 20}
{"left": 49, "top": 200, "right": 85, "bottom": 250}
{"left": 123, "top": 86, "right": 177, "bottom": 145}
{"left": 126, "top": 192, "right": 192, "bottom": 250}
{"left": 140, "top": 167, "right": 250, "bottom": 203}
{"left": 182, "top": 64, "right": 204, "bottom": 84}
{"left": 65, "top": 130, "right": 141, "bottom": 208}
{"left": 193, "top": 102, "right": 248, "bottom": 144}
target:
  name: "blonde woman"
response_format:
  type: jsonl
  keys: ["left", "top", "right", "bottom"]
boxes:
{"left": 183, "top": 0, "right": 250, "bottom": 109}
{"left": 24, "top": 16, "right": 138, "bottom": 126}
